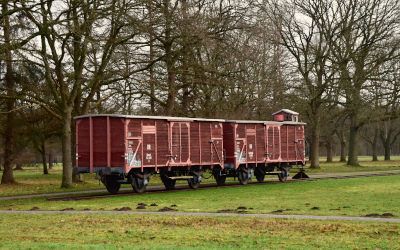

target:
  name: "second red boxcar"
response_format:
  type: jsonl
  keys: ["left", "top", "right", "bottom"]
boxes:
{"left": 216, "top": 109, "right": 305, "bottom": 185}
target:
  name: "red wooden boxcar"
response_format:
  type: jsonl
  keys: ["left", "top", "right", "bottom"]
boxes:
{"left": 217, "top": 116, "right": 305, "bottom": 184}
{"left": 75, "top": 115, "right": 224, "bottom": 193}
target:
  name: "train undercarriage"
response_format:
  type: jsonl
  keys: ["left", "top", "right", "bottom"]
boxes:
{"left": 97, "top": 162, "right": 308, "bottom": 194}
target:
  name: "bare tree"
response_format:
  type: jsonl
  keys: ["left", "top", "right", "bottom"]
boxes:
{"left": 323, "top": 0, "right": 400, "bottom": 166}
{"left": 0, "top": 0, "right": 16, "bottom": 183}
{"left": 20, "top": 0, "right": 145, "bottom": 187}
{"left": 267, "top": 0, "right": 336, "bottom": 168}
{"left": 360, "top": 123, "right": 380, "bottom": 161}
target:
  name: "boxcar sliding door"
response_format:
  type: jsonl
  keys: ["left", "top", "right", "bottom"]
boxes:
{"left": 266, "top": 125, "right": 281, "bottom": 161}
{"left": 170, "top": 122, "right": 190, "bottom": 165}
{"left": 246, "top": 124, "right": 257, "bottom": 163}
{"left": 295, "top": 125, "right": 305, "bottom": 162}
{"left": 142, "top": 120, "right": 156, "bottom": 168}
{"left": 126, "top": 119, "right": 142, "bottom": 171}
{"left": 211, "top": 122, "right": 223, "bottom": 164}
{"left": 235, "top": 124, "right": 247, "bottom": 168}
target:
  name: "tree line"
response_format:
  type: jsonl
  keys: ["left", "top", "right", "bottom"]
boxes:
{"left": 1, "top": 0, "right": 399, "bottom": 187}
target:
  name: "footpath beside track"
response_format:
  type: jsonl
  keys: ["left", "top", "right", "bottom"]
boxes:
{"left": 0, "top": 209, "right": 399, "bottom": 223}
{"left": 1, "top": 169, "right": 400, "bottom": 201}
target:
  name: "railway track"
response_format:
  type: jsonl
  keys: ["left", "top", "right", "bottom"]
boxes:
{"left": 46, "top": 170, "right": 400, "bottom": 201}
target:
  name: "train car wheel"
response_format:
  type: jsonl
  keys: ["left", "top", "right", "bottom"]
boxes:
{"left": 255, "top": 173, "right": 265, "bottom": 182}
{"left": 214, "top": 174, "right": 226, "bottom": 186}
{"left": 238, "top": 168, "right": 249, "bottom": 185}
{"left": 161, "top": 174, "right": 176, "bottom": 190}
{"left": 131, "top": 175, "right": 148, "bottom": 193}
{"left": 188, "top": 172, "right": 201, "bottom": 189}
{"left": 103, "top": 176, "right": 121, "bottom": 194}
{"left": 255, "top": 167, "right": 265, "bottom": 183}
{"left": 188, "top": 178, "right": 200, "bottom": 189}
{"left": 278, "top": 168, "right": 289, "bottom": 182}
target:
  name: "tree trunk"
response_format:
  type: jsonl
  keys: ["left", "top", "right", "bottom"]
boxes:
{"left": 14, "top": 164, "right": 23, "bottom": 170}
{"left": 48, "top": 151, "right": 54, "bottom": 169}
{"left": 1, "top": 0, "right": 16, "bottom": 184}
{"left": 384, "top": 144, "right": 391, "bottom": 161}
{"left": 61, "top": 107, "right": 73, "bottom": 188}
{"left": 347, "top": 116, "right": 360, "bottom": 166}
{"left": 163, "top": 2, "right": 176, "bottom": 116}
{"left": 372, "top": 145, "right": 378, "bottom": 161}
{"left": 339, "top": 138, "right": 346, "bottom": 162}
{"left": 309, "top": 112, "right": 320, "bottom": 168}
{"left": 41, "top": 142, "right": 48, "bottom": 175}
{"left": 326, "top": 140, "right": 333, "bottom": 163}
{"left": 372, "top": 128, "right": 378, "bottom": 161}
{"left": 379, "top": 125, "right": 392, "bottom": 161}
{"left": 148, "top": 3, "right": 156, "bottom": 115}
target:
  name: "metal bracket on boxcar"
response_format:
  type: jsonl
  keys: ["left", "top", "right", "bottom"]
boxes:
{"left": 133, "top": 172, "right": 151, "bottom": 179}
{"left": 166, "top": 154, "right": 177, "bottom": 161}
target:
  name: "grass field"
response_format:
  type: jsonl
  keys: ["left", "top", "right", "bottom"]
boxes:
{"left": 1, "top": 175, "right": 399, "bottom": 219}
{"left": 1, "top": 160, "right": 400, "bottom": 249}
{"left": 1, "top": 156, "right": 400, "bottom": 197}
{"left": 0, "top": 165, "right": 101, "bottom": 197}
{"left": 0, "top": 214, "right": 399, "bottom": 249}
{"left": 306, "top": 156, "right": 400, "bottom": 173}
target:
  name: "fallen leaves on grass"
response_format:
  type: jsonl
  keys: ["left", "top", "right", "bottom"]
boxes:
{"left": 217, "top": 209, "right": 236, "bottom": 213}
{"left": 365, "top": 213, "right": 395, "bottom": 218}
{"left": 60, "top": 208, "right": 74, "bottom": 211}
{"left": 159, "top": 207, "right": 177, "bottom": 212}
{"left": 114, "top": 207, "right": 132, "bottom": 211}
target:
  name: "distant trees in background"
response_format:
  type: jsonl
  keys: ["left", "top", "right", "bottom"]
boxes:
{"left": 0, "top": 0, "right": 399, "bottom": 186}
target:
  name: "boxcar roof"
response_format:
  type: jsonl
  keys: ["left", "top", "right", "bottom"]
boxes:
{"left": 225, "top": 119, "right": 268, "bottom": 124}
{"left": 74, "top": 114, "right": 306, "bottom": 125}
{"left": 226, "top": 120, "right": 306, "bottom": 125}
{"left": 272, "top": 109, "right": 299, "bottom": 115}
{"left": 74, "top": 114, "right": 226, "bottom": 122}
{"left": 277, "top": 121, "right": 307, "bottom": 125}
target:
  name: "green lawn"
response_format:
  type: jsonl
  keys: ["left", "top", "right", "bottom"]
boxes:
{"left": 0, "top": 165, "right": 101, "bottom": 197}
{"left": 305, "top": 155, "right": 400, "bottom": 173}
{"left": 2, "top": 175, "right": 399, "bottom": 219}
{"left": 1, "top": 164, "right": 400, "bottom": 249}
{"left": 1, "top": 156, "right": 400, "bottom": 197}
{"left": 0, "top": 214, "right": 398, "bottom": 249}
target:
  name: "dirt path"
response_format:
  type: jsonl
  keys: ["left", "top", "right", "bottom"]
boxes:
{"left": 1, "top": 169, "right": 400, "bottom": 201}
{"left": 0, "top": 210, "right": 399, "bottom": 223}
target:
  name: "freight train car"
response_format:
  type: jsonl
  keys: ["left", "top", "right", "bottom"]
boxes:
{"left": 75, "top": 109, "right": 306, "bottom": 193}
{"left": 213, "top": 109, "right": 305, "bottom": 186}
{"left": 75, "top": 115, "right": 224, "bottom": 193}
